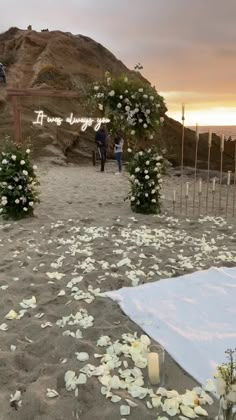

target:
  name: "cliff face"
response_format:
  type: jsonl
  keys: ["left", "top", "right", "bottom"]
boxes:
{"left": 0, "top": 27, "right": 234, "bottom": 171}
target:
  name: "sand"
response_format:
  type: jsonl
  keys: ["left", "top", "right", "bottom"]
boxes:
{"left": 0, "top": 160, "right": 235, "bottom": 420}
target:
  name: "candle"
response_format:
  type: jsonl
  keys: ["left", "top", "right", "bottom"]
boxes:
{"left": 208, "top": 130, "right": 212, "bottom": 147}
{"left": 182, "top": 104, "right": 185, "bottom": 120}
{"left": 213, "top": 177, "right": 216, "bottom": 191}
{"left": 221, "top": 134, "right": 225, "bottom": 152}
{"left": 173, "top": 190, "right": 176, "bottom": 202}
{"left": 199, "top": 178, "right": 202, "bottom": 193}
{"left": 148, "top": 352, "right": 160, "bottom": 385}
{"left": 196, "top": 124, "right": 199, "bottom": 141}
{"left": 186, "top": 182, "right": 189, "bottom": 197}
{"left": 227, "top": 171, "right": 231, "bottom": 186}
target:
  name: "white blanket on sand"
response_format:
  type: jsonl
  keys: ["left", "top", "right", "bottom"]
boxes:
{"left": 106, "top": 267, "right": 236, "bottom": 385}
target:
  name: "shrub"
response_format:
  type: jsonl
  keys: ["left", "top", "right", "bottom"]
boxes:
{"left": 126, "top": 148, "right": 164, "bottom": 214}
{"left": 87, "top": 72, "right": 167, "bottom": 142}
{"left": 34, "top": 65, "right": 72, "bottom": 89}
{"left": 0, "top": 139, "right": 40, "bottom": 220}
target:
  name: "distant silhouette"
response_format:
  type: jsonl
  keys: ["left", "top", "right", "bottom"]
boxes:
{"left": 0, "top": 63, "right": 6, "bottom": 85}
{"left": 95, "top": 127, "right": 108, "bottom": 172}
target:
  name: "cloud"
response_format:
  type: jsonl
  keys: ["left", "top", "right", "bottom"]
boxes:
{"left": 1, "top": 0, "right": 236, "bottom": 122}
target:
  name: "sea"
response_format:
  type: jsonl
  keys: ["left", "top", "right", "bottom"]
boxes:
{"left": 188, "top": 126, "right": 236, "bottom": 140}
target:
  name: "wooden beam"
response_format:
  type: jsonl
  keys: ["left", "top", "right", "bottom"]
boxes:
{"left": 7, "top": 88, "right": 81, "bottom": 98}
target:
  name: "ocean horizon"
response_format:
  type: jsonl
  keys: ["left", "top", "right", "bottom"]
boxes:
{"left": 188, "top": 125, "right": 236, "bottom": 139}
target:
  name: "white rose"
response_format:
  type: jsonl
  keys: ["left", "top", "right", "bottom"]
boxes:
{"left": 98, "top": 103, "right": 103, "bottom": 111}
{"left": 8, "top": 185, "right": 13, "bottom": 190}
{"left": 33, "top": 165, "right": 37, "bottom": 170}
{"left": 138, "top": 118, "right": 143, "bottom": 123}
{"left": 125, "top": 105, "right": 130, "bottom": 112}
{"left": 117, "top": 103, "right": 122, "bottom": 109}
{"left": 20, "top": 160, "right": 25, "bottom": 165}
{"left": 131, "top": 197, "right": 135, "bottom": 202}
{"left": 144, "top": 170, "right": 149, "bottom": 174}
{"left": 2, "top": 159, "right": 8, "bottom": 164}
{"left": 23, "top": 207, "right": 28, "bottom": 212}
{"left": 26, "top": 149, "right": 31, "bottom": 154}
{"left": 146, "top": 161, "right": 150, "bottom": 165}
{"left": 138, "top": 88, "right": 143, "bottom": 93}
{"left": 135, "top": 167, "right": 140, "bottom": 173}
{"left": 151, "top": 199, "right": 156, "bottom": 203}
{"left": 29, "top": 202, "right": 34, "bottom": 207}
{"left": 119, "top": 95, "right": 123, "bottom": 99}
{"left": 149, "top": 135, "right": 154, "bottom": 139}
{"left": 139, "top": 151, "right": 143, "bottom": 156}
{"left": 131, "top": 130, "right": 135, "bottom": 135}
{"left": 143, "top": 123, "right": 148, "bottom": 128}
{"left": 145, "top": 175, "right": 150, "bottom": 180}
{"left": 18, "top": 186, "right": 22, "bottom": 190}
{"left": 134, "top": 108, "right": 139, "bottom": 113}
{"left": 11, "top": 155, "right": 17, "bottom": 161}
{"left": 145, "top": 193, "right": 148, "bottom": 197}
{"left": 23, "top": 170, "right": 28, "bottom": 176}
{"left": 150, "top": 96, "right": 154, "bottom": 100}
{"left": 160, "top": 117, "right": 165, "bottom": 123}
{"left": 109, "top": 90, "right": 115, "bottom": 96}
{"left": 143, "top": 94, "right": 148, "bottom": 99}
{"left": 94, "top": 86, "right": 99, "bottom": 91}
{"left": 156, "top": 103, "right": 161, "bottom": 108}
{"left": 146, "top": 109, "right": 151, "bottom": 114}
{"left": 15, "top": 199, "right": 20, "bottom": 204}
{"left": 127, "top": 148, "right": 132, "bottom": 153}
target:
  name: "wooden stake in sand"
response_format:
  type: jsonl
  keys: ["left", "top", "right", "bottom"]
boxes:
{"left": 185, "top": 182, "right": 189, "bottom": 216}
{"left": 233, "top": 142, "right": 236, "bottom": 217}
{"left": 206, "top": 130, "right": 212, "bottom": 214}
{"left": 219, "top": 134, "right": 224, "bottom": 212}
{"left": 193, "top": 123, "right": 199, "bottom": 215}
{"left": 226, "top": 171, "right": 231, "bottom": 218}
{"left": 212, "top": 177, "right": 216, "bottom": 214}
{"left": 173, "top": 189, "right": 176, "bottom": 214}
{"left": 198, "top": 178, "right": 202, "bottom": 216}
{"left": 180, "top": 104, "right": 185, "bottom": 214}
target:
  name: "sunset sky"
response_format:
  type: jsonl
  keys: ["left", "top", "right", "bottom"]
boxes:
{"left": 1, "top": 0, "right": 236, "bottom": 126}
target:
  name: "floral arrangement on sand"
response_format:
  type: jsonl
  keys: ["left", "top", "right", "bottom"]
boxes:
{"left": 88, "top": 71, "right": 167, "bottom": 142}
{"left": 215, "top": 349, "right": 236, "bottom": 420}
{"left": 0, "top": 139, "right": 40, "bottom": 220}
{"left": 126, "top": 148, "right": 165, "bottom": 214}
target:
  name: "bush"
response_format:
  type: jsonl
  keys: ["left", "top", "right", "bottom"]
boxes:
{"left": 126, "top": 148, "right": 164, "bottom": 214}
{"left": 87, "top": 72, "right": 167, "bottom": 141}
{"left": 0, "top": 140, "right": 40, "bottom": 220}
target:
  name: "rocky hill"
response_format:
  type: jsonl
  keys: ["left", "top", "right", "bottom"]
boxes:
{"left": 0, "top": 27, "right": 235, "bottom": 171}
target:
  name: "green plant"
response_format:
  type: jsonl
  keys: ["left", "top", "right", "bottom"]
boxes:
{"left": 87, "top": 72, "right": 167, "bottom": 142}
{"left": 0, "top": 139, "right": 40, "bottom": 220}
{"left": 126, "top": 148, "right": 164, "bottom": 214}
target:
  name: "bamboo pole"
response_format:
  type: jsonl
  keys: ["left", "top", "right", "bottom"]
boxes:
{"left": 193, "top": 123, "right": 199, "bottom": 215}
{"left": 206, "top": 130, "right": 212, "bottom": 214}
{"left": 219, "top": 134, "right": 224, "bottom": 212}
{"left": 180, "top": 104, "right": 185, "bottom": 214}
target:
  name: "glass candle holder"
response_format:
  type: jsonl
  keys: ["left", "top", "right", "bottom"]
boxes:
{"left": 148, "top": 344, "right": 165, "bottom": 386}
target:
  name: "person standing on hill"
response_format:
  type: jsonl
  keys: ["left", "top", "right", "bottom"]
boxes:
{"left": 114, "top": 134, "right": 124, "bottom": 174}
{"left": 0, "top": 63, "right": 6, "bottom": 85}
{"left": 95, "top": 127, "right": 108, "bottom": 172}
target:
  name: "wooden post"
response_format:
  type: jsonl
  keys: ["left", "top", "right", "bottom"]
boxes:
{"left": 12, "top": 96, "right": 22, "bottom": 144}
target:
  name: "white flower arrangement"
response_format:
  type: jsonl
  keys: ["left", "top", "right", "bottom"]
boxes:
{"left": 126, "top": 148, "right": 164, "bottom": 214}
{"left": 88, "top": 72, "right": 166, "bottom": 139}
{"left": 0, "top": 142, "right": 40, "bottom": 220}
{"left": 214, "top": 349, "right": 236, "bottom": 420}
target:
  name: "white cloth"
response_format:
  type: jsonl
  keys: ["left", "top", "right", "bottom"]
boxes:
{"left": 106, "top": 267, "right": 236, "bottom": 385}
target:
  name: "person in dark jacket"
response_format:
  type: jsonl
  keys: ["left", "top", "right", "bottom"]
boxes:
{"left": 95, "top": 127, "right": 108, "bottom": 172}
{"left": 0, "top": 63, "right": 6, "bottom": 84}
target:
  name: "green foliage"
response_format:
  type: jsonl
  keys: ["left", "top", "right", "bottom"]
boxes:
{"left": 0, "top": 139, "right": 40, "bottom": 220}
{"left": 87, "top": 72, "right": 167, "bottom": 140}
{"left": 126, "top": 148, "right": 164, "bottom": 214}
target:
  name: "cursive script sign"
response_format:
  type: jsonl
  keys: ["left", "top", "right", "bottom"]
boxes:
{"left": 32, "top": 110, "right": 110, "bottom": 131}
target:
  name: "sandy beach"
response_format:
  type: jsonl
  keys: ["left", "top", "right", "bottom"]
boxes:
{"left": 0, "top": 160, "right": 236, "bottom": 420}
